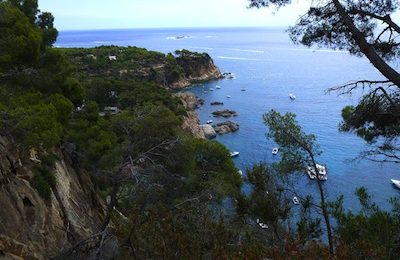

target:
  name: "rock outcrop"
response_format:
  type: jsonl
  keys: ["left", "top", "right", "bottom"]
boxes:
{"left": 0, "top": 136, "right": 109, "bottom": 259}
{"left": 212, "top": 109, "right": 238, "bottom": 118}
{"left": 176, "top": 92, "right": 206, "bottom": 139}
{"left": 175, "top": 92, "right": 203, "bottom": 110}
{"left": 213, "top": 121, "right": 240, "bottom": 135}
{"left": 201, "top": 124, "right": 217, "bottom": 139}
{"left": 170, "top": 50, "right": 222, "bottom": 89}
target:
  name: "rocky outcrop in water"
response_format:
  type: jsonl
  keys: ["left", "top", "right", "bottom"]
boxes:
{"left": 213, "top": 121, "right": 240, "bottom": 135}
{"left": 212, "top": 109, "right": 238, "bottom": 118}
{"left": 201, "top": 124, "right": 217, "bottom": 139}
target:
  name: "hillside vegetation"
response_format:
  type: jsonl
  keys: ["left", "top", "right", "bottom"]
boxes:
{"left": 0, "top": 1, "right": 399, "bottom": 259}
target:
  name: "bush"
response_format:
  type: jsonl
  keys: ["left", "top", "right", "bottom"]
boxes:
{"left": 32, "top": 165, "right": 56, "bottom": 199}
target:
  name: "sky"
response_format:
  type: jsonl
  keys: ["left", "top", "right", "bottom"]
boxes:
{"left": 38, "top": 0, "right": 311, "bottom": 31}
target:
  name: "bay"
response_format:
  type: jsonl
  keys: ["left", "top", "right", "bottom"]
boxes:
{"left": 57, "top": 27, "right": 400, "bottom": 210}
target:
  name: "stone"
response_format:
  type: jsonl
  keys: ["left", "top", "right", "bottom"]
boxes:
{"left": 210, "top": 101, "right": 224, "bottom": 106}
{"left": 213, "top": 121, "right": 240, "bottom": 135}
{"left": 212, "top": 109, "right": 238, "bottom": 118}
{"left": 175, "top": 92, "right": 202, "bottom": 111}
{"left": 201, "top": 124, "right": 217, "bottom": 139}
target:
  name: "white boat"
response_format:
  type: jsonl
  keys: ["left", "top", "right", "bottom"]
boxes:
{"left": 209, "top": 88, "right": 214, "bottom": 91}
{"left": 391, "top": 179, "right": 400, "bottom": 189}
{"left": 206, "top": 120, "right": 213, "bottom": 124}
{"left": 272, "top": 147, "right": 279, "bottom": 155}
{"left": 307, "top": 164, "right": 327, "bottom": 181}
{"left": 238, "top": 170, "right": 243, "bottom": 176}
{"left": 289, "top": 93, "right": 296, "bottom": 100}
{"left": 223, "top": 72, "right": 235, "bottom": 79}
{"left": 292, "top": 196, "right": 300, "bottom": 205}
{"left": 226, "top": 95, "right": 231, "bottom": 98}
{"left": 216, "top": 85, "right": 221, "bottom": 89}
{"left": 256, "top": 219, "right": 268, "bottom": 229}
{"left": 230, "top": 151, "right": 239, "bottom": 157}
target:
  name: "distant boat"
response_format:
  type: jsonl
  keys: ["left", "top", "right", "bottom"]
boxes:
{"left": 230, "top": 151, "right": 239, "bottom": 157}
{"left": 391, "top": 179, "right": 400, "bottom": 189}
{"left": 241, "top": 88, "right": 246, "bottom": 91}
{"left": 223, "top": 72, "right": 235, "bottom": 79}
{"left": 209, "top": 88, "right": 214, "bottom": 91}
{"left": 292, "top": 196, "right": 300, "bottom": 205}
{"left": 226, "top": 95, "right": 231, "bottom": 98}
{"left": 307, "top": 164, "right": 328, "bottom": 181}
{"left": 216, "top": 85, "right": 221, "bottom": 89}
{"left": 206, "top": 120, "right": 213, "bottom": 124}
{"left": 256, "top": 219, "right": 268, "bottom": 229}
{"left": 238, "top": 170, "right": 243, "bottom": 176}
{"left": 289, "top": 94, "right": 296, "bottom": 100}
{"left": 272, "top": 147, "right": 279, "bottom": 155}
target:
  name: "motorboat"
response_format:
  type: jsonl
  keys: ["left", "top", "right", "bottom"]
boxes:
{"left": 307, "top": 164, "right": 327, "bottom": 181}
{"left": 222, "top": 72, "right": 235, "bottom": 79}
{"left": 206, "top": 120, "right": 213, "bottom": 124}
{"left": 209, "top": 88, "right": 214, "bottom": 91}
{"left": 289, "top": 93, "right": 296, "bottom": 100}
{"left": 391, "top": 179, "right": 400, "bottom": 189}
{"left": 230, "top": 151, "right": 239, "bottom": 157}
{"left": 256, "top": 219, "right": 268, "bottom": 229}
{"left": 292, "top": 196, "right": 300, "bottom": 205}
{"left": 241, "top": 88, "right": 246, "bottom": 91}
{"left": 216, "top": 85, "right": 221, "bottom": 89}
{"left": 226, "top": 95, "right": 231, "bottom": 98}
{"left": 272, "top": 147, "right": 279, "bottom": 155}
{"left": 238, "top": 170, "right": 243, "bottom": 176}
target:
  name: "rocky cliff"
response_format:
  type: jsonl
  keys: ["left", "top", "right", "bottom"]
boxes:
{"left": 169, "top": 50, "right": 222, "bottom": 89}
{"left": 0, "top": 136, "right": 107, "bottom": 259}
{"left": 175, "top": 92, "right": 206, "bottom": 139}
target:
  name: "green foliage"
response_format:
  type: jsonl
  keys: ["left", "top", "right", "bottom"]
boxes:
{"left": 41, "top": 153, "right": 59, "bottom": 168}
{"left": 0, "top": 2, "right": 42, "bottom": 70}
{"left": 330, "top": 188, "right": 400, "bottom": 259}
{"left": 263, "top": 110, "right": 321, "bottom": 174}
{"left": 48, "top": 94, "right": 73, "bottom": 124}
{"left": 10, "top": 98, "right": 63, "bottom": 148}
{"left": 68, "top": 104, "right": 117, "bottom": 161}
{"left": 32, "top": 164, "right": 56, "bottom": 200}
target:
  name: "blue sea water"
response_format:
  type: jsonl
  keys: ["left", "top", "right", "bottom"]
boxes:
{"left": 57, "top": 27, "right": 400, "bottom": 210}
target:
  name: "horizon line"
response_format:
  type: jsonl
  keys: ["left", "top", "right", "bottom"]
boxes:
{"left": 58, "top": 25, "right": 289, "bottom": 32}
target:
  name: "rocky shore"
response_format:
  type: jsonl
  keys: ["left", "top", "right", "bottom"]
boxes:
{"left": 176, "top": 92, "right": 206, "bottom": 139}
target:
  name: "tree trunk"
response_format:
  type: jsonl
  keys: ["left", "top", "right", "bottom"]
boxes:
{"left": 310, "top": 155, "right": 334, "bottom": 256}
{"left": 332, "top": 0, "right": 400, "bottom": 88}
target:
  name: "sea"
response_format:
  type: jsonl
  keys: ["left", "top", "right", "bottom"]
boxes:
{"left": 57, "top": 27, "right": 400, "bottom": 211}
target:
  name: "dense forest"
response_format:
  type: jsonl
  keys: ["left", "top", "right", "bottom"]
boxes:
{"left": 0, "top": 0, "right": 399, "bottom": 259}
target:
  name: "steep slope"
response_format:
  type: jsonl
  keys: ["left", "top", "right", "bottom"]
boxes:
{"left": 0, "top": 136, "right": 107, "bottom": 259}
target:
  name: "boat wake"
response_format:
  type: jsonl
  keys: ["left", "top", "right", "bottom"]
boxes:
{"left": 228, "top": 48, "right": 264, "bottom": 53}
{"left": 217, "top": 56, "right": 263, "bottom": 61}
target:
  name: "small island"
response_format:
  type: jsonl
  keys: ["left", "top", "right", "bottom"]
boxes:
{"left": 212, "top": 109, "right": 238, "bottom": 118}
{"left": 213, "top": 121, "right": 240, "bottom": 135}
